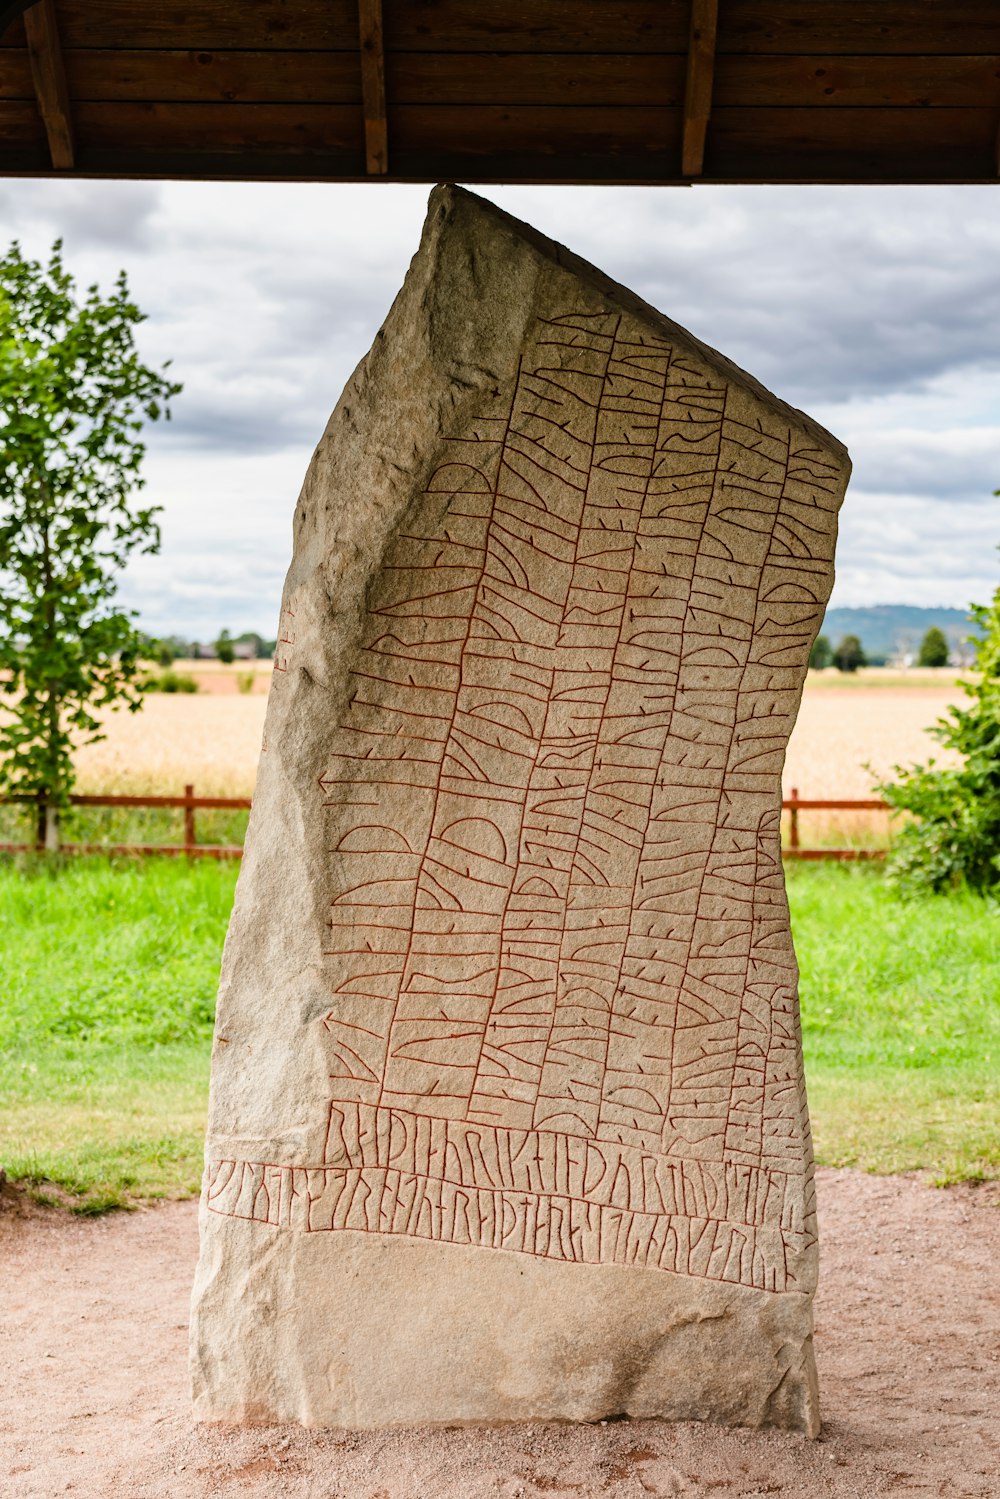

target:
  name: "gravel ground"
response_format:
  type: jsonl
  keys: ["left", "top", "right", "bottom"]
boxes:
{"left": 2, "top": 1167, "right": 997, "bottom": 1499}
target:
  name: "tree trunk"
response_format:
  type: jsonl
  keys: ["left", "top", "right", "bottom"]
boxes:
{"left": 36, "top": 797, "right": 59, "bottom": 851}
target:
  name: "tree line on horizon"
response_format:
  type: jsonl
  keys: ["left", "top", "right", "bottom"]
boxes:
{"left": 140, "top": 630, "right": 276, "bottom": 665}
{"left": 808, "top": 624, "right": 955, "bottom": 672}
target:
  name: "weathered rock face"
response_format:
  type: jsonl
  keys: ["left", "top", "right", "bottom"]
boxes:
{"left": 190, "top": 186, "right": 850, "bottom": 1435}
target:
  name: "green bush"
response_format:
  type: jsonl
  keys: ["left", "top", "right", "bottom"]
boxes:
{"left": 833, "top": 633, "right": 866, "bottom": 672}
{"left": 917, "top": 626, "right": 950, "bottom": 668}
{"left": 141, "top": 669, "right": 198, "bottom": 694}
{"left": 879, "top": 563, "right": 1000, "bottom": 892}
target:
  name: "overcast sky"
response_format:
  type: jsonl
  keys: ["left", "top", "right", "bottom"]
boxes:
{"left": 2, "top": 179, "right": 998, "bottom": 640}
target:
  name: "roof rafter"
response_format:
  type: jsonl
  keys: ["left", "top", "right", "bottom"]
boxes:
{"left": 358, "top": 0, "right": 388, "bottom": 175}
{"left": 23, "top": 0, "right": 74, "bottom": 169}
{"left": 681, "top": 0, "right": 719, "bottom": 179}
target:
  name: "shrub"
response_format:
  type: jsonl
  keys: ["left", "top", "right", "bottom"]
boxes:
{"left": 917, "top": 626, "right": 950, "bottom": 668}
{"left": 141, "top": 669, "right": 198, "bottom": 694}
{"left": 236, "top": 670, "right": 255, "bottom": 695}
{"left": 833, "top": 633, "right": 866, "bottom": 672}
{"left": 878, "top": 565, "right": 1000, "bottom": 892}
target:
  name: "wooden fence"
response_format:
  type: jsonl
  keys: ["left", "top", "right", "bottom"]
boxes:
{"left": 783, "top": 788, "right": 889, "bottom": 861}
{"left": 0, "top": 785, "right": 250, "bottom": 858}
{"left": 0, "top": 784, "right": 892, "bottom": 861}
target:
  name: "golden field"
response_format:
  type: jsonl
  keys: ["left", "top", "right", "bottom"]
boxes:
{"left": 74, "top": 695, "right": 269, "bottom": 798}
{"left": 71, "top": 671, "right": 966, "bottom": 815}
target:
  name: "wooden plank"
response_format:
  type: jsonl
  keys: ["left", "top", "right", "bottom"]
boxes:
{"left": 57, "top": 48, "right": 363, "bottom": 104}
{"left": 0, "top": 44, "right": 31, "bottom": 95}
{"left": 16, "top": 98, "right": 999, "bottom": 162}
{"left": 682, "top": 0, "right": 718, "bottom": 176}
{"left": 54, "top": 144, "right": 688, "bottom": 183}
{"left": 63, "top": 100, "right": 682, "bottom": 158}
{"left": 1, "top": 135, "right": 995, "bottom": 185}
{"left": 384, "top": 0, "right": 685, "bottom": 52}
{"left": 389, "top": 52, "right": 686, "bottom": 107}
{"left": 41, "top": 0, "right": 682, "bottom": 53}
{"left": 5, "top": 1, "right": 995, "bottom": 58}
{"left": 51, "top": 0, "right": 360, "bottom": 50}
{"left": 718, "top": 1, "right": 1000, "bottom": 56}
{"left": 6, "top": 47, "right": 997, "bottom": 110}
{"left": 706, "top": 104, "right": 998, "bottom": 180}
{"left": 710, "top": 103, "right": 998, "bottom": 152}
{"left": 715, "top": 53, "right": 1000, "bottom": 107}
{"left": 391, "top": 102, "right": 682, "bottom": 156}
{"left": 7, "top": 48, "right": 996, "bottom": 110}
{"left": 22, "top": 0, "right": 73, "bottom": 166}
{"left": 783, "top": 799, "right": 888, "bottom": 810}
{"left": 0, "top": 89, "right": 46, "bottom": 143}
{"left": 3, "top": 49, "right": 687, "bottom": 106}
{"left": 73, "top": 100, "right": 365, "bottom": 153}
{"left": 10, "top": 0, "right": 998, "bottom": 56}
{"left": 358, "top": 0, "right": 387, "bottom": 172}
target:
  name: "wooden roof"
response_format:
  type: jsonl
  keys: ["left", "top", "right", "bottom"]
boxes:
{"left": 1, "top": 1, "right": 999, "bottom": 184}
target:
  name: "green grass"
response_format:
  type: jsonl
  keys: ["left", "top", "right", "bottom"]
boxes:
{"left": 0, "top": 856, "right": 237, "bottom": 1210}
{"left": 0, "top": 857, "right": 996, "bottom": 1212}
{"left": 0, "top": 800, "right": 249, "bottom": 849}
{"left": 788, "top": 863, "right": 1000, "bottom": 1183}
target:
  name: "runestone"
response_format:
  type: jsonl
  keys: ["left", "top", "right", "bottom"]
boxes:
{"left": 191, "top": 186, "right": 851, "bottom": 1434}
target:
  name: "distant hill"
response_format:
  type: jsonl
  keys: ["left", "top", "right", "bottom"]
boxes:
{"left": 819, "top": 606, "right": 982, "bottom": 663}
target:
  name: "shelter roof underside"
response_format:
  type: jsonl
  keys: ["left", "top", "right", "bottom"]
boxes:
{"left": 0, "top": 1, "right": 998, "bottom": 184}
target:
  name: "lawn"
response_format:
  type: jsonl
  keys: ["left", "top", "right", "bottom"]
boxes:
{"left": 0, "top": 858, "right": 996, "bottom": 1211}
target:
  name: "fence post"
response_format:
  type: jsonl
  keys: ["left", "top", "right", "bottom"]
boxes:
{"left": 789, "top": 786, "right": 800, "bottom": 851}
{"left": 184, "top": 783, "right": 196, "bottom": 854}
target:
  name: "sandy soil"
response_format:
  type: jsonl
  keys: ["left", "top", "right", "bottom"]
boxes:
{"left": 2, "top": 1169, "right": 997, "bottom": 1499}
{"left": 782, "top": 689, "right": 962, "bottom": 800}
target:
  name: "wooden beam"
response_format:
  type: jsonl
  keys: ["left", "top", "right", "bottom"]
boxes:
{"left": 358, "top": 0, "right": 387, "bottom": 174}
{"left": 22, "top": 0, "right": 73, "bottom": 169}
{"left": 681, "top": 0, "right": 718, "bottom": 177}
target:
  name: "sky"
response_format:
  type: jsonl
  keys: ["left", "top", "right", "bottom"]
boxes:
{"left": 1, "top": 178, "right": 999, "bottom": 641}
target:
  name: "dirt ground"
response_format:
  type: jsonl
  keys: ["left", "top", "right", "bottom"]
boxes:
{"left": 1, "top": 1168, "right": 997, "bottom": 1499}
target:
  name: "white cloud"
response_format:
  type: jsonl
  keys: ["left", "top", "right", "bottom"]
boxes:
{"left": 2, "top": 178, "right": 999, "bottom": 634}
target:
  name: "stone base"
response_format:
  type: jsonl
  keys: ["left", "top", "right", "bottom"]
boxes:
{"left": 191, "top": 1204, "right": 819, "bottom": 1434}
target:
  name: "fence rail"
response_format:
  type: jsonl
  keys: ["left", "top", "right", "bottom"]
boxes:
{"left": 0, "top": 784, "right": 891, "bottom": 861}
{"left": 783, "top": 787, "right": 889, "bottom": 861}
{"left": 0, "top": 784, "right": 250, "bottom": 858}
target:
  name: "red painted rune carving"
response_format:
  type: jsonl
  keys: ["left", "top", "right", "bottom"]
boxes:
{"left": 208, "top": 308, "right": 840, "bottom": 1291}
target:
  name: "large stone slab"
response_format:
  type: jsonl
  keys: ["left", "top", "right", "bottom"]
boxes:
{"left": 190, "top": 185, "right": 850, "bottom": 1434}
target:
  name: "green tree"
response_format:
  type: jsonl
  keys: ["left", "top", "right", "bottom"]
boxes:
{"left": 879, "top": 553, "right": 1000, "bottom": 892}
{"left": 832, "top": 633, "right": 866, "bottom": 673}
{"left": 0, "top": 240, "right": 180, "bottom": 848}
{"left": 214, "top": 628, "right": 235, "bottom": 665}
{"left": 809, "top": 633, "right": 832, "bottom": 670}
{"left": 917, "top": 625, "right": 950, "bottom": 668}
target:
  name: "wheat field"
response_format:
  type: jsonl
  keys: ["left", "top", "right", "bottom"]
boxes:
{"left": 74, "top": 696, "right": 268, "bottom": 797}
{"left": 71, "top": 677, "right": 964, "bottom": 808}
